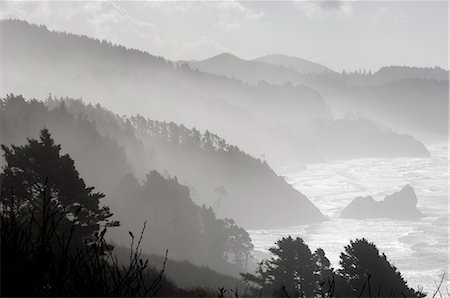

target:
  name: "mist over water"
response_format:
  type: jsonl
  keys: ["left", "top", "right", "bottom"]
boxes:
{"left": 250, "top": 145, "right": 449, "bottom": 293}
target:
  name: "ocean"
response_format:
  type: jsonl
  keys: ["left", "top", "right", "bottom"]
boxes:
{"left": 249, "top": 146, "right": 449, "bottom": 294}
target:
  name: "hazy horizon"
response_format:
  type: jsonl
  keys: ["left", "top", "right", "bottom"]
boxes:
{"left": 1, "top": 1, "right": 448, "bottom": 72}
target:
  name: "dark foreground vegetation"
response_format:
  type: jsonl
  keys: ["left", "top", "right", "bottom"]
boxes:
{"left": 0, "top": 129, "right": 216, "bottom": 297}
{"left": 0, "top": 128, "right": 436, "bottom": 297}
{"left": 242, "top": 237, "right": 427, "bottom": 298}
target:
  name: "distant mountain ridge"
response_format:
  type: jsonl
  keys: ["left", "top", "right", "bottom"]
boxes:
{"left": 185, "top": 48, "right": 448, "bottom": 141}
{"left": 254, "top": 54, "right": 335, "bottom": 74}
{"left": 188, "top": 52, "right": 333, "bottom": 85}
{"left": 181, "top": 52, "right": 334, "bottom": 75}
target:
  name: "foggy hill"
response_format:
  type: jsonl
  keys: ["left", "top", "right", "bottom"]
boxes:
{"left": 0, "top": 19, "right": 331, "bottom": 165}
{"left": 2, "top": 94, "right": 325, "bottom": 230}
{"left": 303, "top": 76, "right": 449, "bottom": 141}
{"left": 184, "top": 50, "right": 447, "bottom": 143}
{"left": 128, "top": 116, "right": 326, "bottom": 229}
{"left": 285, "top": 74, "right": 448, "bottom": 141}
{"left": 254, "top": 54, "right": 335, "bottom": 74}
{"left": 1, "top": 19, "right": 430, "bottom": 165}
{"left": 349, "top": 78, "right": 448, "bottom": 139}
{"left": 188, "top": 50, "right": 448, "bottom": 142}
{"left": 185, "top": 54, "right": 430, "bottom": 158}
{"left": 303, "top": 117, "right": 429, "bottom": 159}
{"left": 49, "top": 97, "right": 326, "bottom": 229}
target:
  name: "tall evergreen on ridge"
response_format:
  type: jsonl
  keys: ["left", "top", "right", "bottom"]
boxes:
{"left": 1, "top": 128, "right": 115, "bottom": 242}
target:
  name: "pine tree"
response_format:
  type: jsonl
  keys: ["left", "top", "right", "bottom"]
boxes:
{"left": 242, "top": 236, "right": 320, "bottom": 297}
{"left": 338, "top": 238, "right": 421, "bottom": 298}
{"left": 1, "top": 128, "right": 114, "bottom": 243}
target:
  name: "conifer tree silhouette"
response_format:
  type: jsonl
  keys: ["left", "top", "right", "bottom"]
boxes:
{"left": 1, "top": 128, "right": 115, "bottom": 243}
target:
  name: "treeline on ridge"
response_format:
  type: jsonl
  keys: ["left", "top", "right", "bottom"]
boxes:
{"left": 3, "top": 94, "right": 325, "bottom": 230}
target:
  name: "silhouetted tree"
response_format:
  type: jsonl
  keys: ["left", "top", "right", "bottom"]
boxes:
{"left": 337, "top": 238, "right": 421, "bottom": 297}
{"left": 200, "top": 205, "right": 229, "bottom": 263}
{"left": 1, "top": 128, "right": 114, "bottom": 242}
{"left": 242, "top": 236, "right": 320, "bottom": 297}
{"left": 223, "top": 218, "right": 253, "bottom": 271}
{"left": 312, "top": 248, "right": 335, "bottom": 297}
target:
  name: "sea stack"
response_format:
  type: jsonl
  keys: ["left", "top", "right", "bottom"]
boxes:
{"left": 340, "top": 185, "right": 423, "bottom": 220}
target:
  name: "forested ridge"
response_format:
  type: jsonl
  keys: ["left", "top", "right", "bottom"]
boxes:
{"left": 1, "top": 19, "right": 433, "bottom": 166}
{"left": 189, "top": 49, "right": 448, "bottom": 141}
{"left": 42, "top": 95, "right": 326, "bottom": 229}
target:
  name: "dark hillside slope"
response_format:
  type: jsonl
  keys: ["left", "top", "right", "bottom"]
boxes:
{"left": 112, "top": 245, "right": 246, "bottom": 290}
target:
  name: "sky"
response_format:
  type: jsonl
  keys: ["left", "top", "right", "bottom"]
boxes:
{"left": 1, "top": 1, "right": 448, "bottom": 71}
